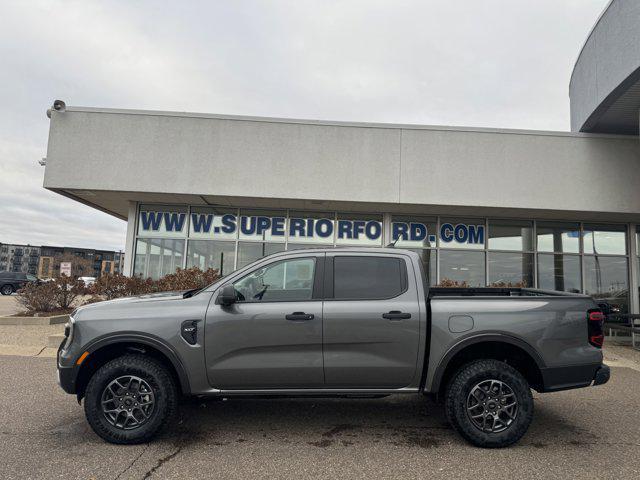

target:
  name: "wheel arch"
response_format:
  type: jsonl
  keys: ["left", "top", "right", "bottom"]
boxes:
{"left": 430, "top": 334, "right": 546, "bottom": 395}
{"left": 75, "top": 334, "right": 190, "bottom": 400}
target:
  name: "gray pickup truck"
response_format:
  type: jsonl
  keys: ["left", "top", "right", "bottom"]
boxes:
{"left": 57, "top": 247, "right": 609, "bottom": 448}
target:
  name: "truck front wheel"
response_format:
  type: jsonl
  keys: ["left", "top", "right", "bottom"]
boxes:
{"left": 445, "top": 359, "right": 533, "bottom": 448}
{"left": 84, "top": 354, "right": 177, "bottom": 444}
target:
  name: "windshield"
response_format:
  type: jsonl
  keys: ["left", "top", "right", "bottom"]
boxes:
{"left": 183, "top": 273, "right": 230, "bottom": 298}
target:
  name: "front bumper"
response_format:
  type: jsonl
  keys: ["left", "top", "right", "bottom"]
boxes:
{"left": 57, "top": 336, "right": 79, "bottom": 394}
{"left": 57, "top": 365, "right": 77, "bottom": 394}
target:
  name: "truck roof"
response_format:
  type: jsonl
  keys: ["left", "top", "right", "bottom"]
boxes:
{"left": 267, "top": 246, "right": 417, "bottom": 256}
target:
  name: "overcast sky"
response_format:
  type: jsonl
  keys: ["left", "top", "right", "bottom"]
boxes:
{"left": 0, "top": 0, "right": 608, "bottom": 252}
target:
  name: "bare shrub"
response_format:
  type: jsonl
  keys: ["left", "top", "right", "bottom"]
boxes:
{"left": 53, "top": 275, "right": 86, "bottom": 309}
{"left": 16, "top": 282, "right": 59, "bottom": 313}
{"left": 154, "top": 268, "right": 220, "bottom": 293}
{"left": 488, "top": 280, "right": 527, "bottom": 288}
{"left": 82, "top": 295, "right": 105, "bottom": 305}
{"left": 86, "top": 267, "right": 220, "bottom": 304}
{"left": 52, "top": 252, "right": 94, "bottom": 278}
{"left": 92, "top": 273, "right": 154, "bottom": 300}
{"left": 437, "top": 278, "right": 470, "bottom": 288}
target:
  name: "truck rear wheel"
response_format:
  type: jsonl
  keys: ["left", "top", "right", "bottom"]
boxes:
{"left": 84, "top": 354, "right": 177, "bottom": 444}
{"left": 445, "top": 359, "right": 533, "bottom": 448}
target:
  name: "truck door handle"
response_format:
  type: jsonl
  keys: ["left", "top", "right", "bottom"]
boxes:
{"left": 382, "top": 311, "right": 411, "bottom": 320}
{"left": 286, "top": 312, "right": 314, "bottom": 321}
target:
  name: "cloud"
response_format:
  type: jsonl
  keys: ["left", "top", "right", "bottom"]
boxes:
{"left": 0, "top": 0, "right": 609, "bottom": 251}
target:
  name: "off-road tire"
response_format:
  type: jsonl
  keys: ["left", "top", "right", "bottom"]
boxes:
{"left": 84, "top": 354, "right": 177, "bottom": 444}
{"left": 445, "top": 359, "right": 533, "bottom": 448}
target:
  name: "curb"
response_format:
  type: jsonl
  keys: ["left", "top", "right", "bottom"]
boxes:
{"left": 47, "top": 334, "right": 65, "bottom": 348}
{"left": 0, "top": 315, "right": 69, "bottom": 326}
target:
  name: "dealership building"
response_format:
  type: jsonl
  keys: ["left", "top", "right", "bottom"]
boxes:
{"left": 43, "top": 0, "right": 640, "bottom": 315}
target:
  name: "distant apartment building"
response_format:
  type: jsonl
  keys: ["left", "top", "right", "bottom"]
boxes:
{"left": 0, "top": 243, "right": 41, "bottom": 274}
{"left": 0, "top": 242, "right": 123, "bottom": 278}
{"left": 37, "top": 245, "right": 124, "bottom": 278}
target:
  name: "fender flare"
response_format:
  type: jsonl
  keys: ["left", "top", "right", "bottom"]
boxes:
{"left": 81, "top": 332, "right": 191, "bottom": 395}
{"left": 429, "top": 333, "right": 546, "bottom": 393}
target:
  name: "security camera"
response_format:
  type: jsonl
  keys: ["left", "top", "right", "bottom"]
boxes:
{"left": 53, "top": 99, "right": 66, "bottom": 112}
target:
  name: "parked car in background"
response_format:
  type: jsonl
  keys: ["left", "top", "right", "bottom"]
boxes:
{"left": 79, "top": 277, "right": 96, "bottom": 287}
{"left": 0, "top": 272, "right": 40, "bottom": 295}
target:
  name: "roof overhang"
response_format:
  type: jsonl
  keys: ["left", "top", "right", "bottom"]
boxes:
{"left": 570, "top": 0, "right": 640, "bottom": 134}
{"left": 44, "top": 106, "right": 640, "bottom": 223}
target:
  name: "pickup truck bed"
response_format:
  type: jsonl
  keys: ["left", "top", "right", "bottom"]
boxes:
{"left": 430, "top": 287, "right": 581, "bottom": 297}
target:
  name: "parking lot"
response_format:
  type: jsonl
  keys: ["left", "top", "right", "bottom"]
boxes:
{"left": 0, "top": 351, "right": 638, "bottom": 480}
{"left": 0, "top": 294, "right": 18, "bottom": 316}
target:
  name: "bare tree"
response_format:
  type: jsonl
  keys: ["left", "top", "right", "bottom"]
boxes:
{"left": 53, "top": 252, "right": 94, "bottom": 278}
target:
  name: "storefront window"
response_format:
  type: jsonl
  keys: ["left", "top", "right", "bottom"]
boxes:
{"left": 134, "top": 238, "right": 184, "bottom": 279}
{"left": 536, "top": 222, "right": 580, "bottom": 253}
{"left": 391, "top": 216, "right": 437, "bottom": 249}
{"left": 537, "top": 254, "right": 581, "bottom": 293}
{"left": 439, "top": 218, "right": 485, "bottom": 250}
{"left": 238, "top": 209, "right": 287, "bottom": 242}
{"left": 236, "top": 242, "right": 286, "bottom": 269}
{"left": 583, "top": 224, "right": 627, "bottom": 255}
{"left": 137, "top": 205, "right": 188, "bottom": 238}
{"left": 335, "top": 213, "right": 383, "bottom": 246}
{"left": 583, "top": 256, "right": 629, "bottom": 314}
{"left": 186, "top": 240, "right": 235, "bottom": 276}
{"left": 439, "top": 250, "right": 485, "bottom": 287}
{"left": 488, "top": 220, "right": 533, "bottom": 251}
{"left": 407, "top": 249, "right": 437, "bottom": 286}
{"left": 287, "top": 211, "right": 335, "bottom": 245}
{"left": 131, "top": 206, "right": 637, "bottom": 311}
{"left": 189, "top": 206, "right": 238, "bottom": 241}
{"left": 488, "top": 252, "right": 534, "bottom": 287}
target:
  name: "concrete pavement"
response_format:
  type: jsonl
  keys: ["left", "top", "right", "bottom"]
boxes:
{"left": 0, "top": 295, "right": 19, "bottom": 316}
{"left": 0, "top": 354, "right": 638, "bottom": 480}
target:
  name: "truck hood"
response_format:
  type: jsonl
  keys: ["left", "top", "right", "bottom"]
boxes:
{"left": 75, "top": 291, "right": 188, "bottom": 315}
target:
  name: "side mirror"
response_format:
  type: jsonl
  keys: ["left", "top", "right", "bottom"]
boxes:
{"left": 217, "top": 284, "right": 236, "bottom": 306}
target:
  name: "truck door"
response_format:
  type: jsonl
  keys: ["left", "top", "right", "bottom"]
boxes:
{"left": 322, "top": 253, "right": 421, "bottom": 388}
{"left": 205, "top": 254, "right": 324, "bottom": 389}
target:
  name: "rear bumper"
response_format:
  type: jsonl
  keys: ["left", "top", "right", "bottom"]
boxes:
{"left": 593, "top": 364, "right": 610, "bottom": 386}
{"left": 540, "top": 362, "right": 610, "bottom": 392}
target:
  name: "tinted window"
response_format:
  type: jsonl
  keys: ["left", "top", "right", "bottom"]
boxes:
{"left": 233, "top": 258, "right": 315, "bottom": 302}
{"left": 333, "top": 256, "right": 405, "bottom": 300}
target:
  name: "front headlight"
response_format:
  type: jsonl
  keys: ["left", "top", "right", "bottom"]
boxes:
{"left": 62, "top": 316, "right": 75, "bottom": 351}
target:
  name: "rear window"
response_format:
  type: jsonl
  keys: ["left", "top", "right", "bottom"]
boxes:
{"left": 333, "top": 256, "right": 406, "bottom": 300}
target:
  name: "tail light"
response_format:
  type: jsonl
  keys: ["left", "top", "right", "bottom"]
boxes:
{"left": 588, "top": 309, "right": 605, "bottom": 348}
